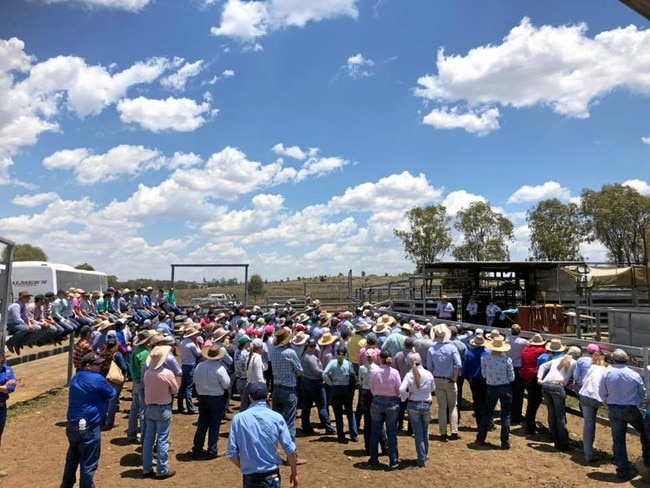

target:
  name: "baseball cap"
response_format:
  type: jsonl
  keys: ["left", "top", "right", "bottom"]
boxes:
{"left": 586, "top": 343, "right": 600, "bottom": 354}
{"left": 106, "top": 330, "right": 117, "bottom": 339}
{"left": 612, "top": 349, "right": 629, "bottom": 362}
{"left": 248, "top": 382, "right": 269, "bottom": 401}
{"left": 239, "top": 335, "right": 252, "bottom": 345}
{"left": 251, "top": 338, "right": 264, "bottom": 348}
{"left": 81, "top": 352, "right": 104, "bottom": 367}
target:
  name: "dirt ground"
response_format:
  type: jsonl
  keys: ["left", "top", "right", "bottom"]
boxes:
{"left": 2, "top": 379, "right": 650, "bottom": 488}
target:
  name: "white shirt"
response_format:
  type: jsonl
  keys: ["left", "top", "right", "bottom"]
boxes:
{"left": 246, "top": 353, "right": 266, "bottom": 384}
{"left": 194, "top": 359, "right": 231, "bottom": 396}
{"left": 359, "top": 363, "right": 378, "bottom": 390}
{"left": 399, "top": 367, "right": 435, "bottom": 402}
{"left": 180, "top": 338, "right": 201, "bottom": 366}
{"left": 578, "top": 364, "right": 607, "bottom": 402}
{"left": 437, "top": 301, "right": 454, "bottom": 319}
{"left": 538, "top": 356, "right": 576, "bottom": 386}
{"left": 506, "top": 336, "right": 530, "bottom": 368}
{"left": 466, "top": 302, "right": 478, "bottom": 315}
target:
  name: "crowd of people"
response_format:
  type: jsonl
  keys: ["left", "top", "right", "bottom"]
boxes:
{"left": 4, "top": 287, "right": 650, "bottom": 485}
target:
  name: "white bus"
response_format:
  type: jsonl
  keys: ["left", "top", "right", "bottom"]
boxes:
{"left": 0, "top": 261, "right": 109, "bottom": 300}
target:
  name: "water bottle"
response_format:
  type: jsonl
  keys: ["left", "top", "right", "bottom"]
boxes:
{"left": 79, "top": 418, "right": 87, "bottom": 434}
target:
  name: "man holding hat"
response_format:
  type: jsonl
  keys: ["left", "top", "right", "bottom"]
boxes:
{"left": 0, "top": 347, "right": 16, "bottom": 477}
{"left": 475, "top": 334, "right": 515, "bottom": 449}
{"left": 599, "top": 349, "right": 650, "bottom": 481}
{"left": 227, "top": 382, "right": 299, "bottom": 488}
{"left": 60, "top": 352, "right": 115, "bottom": 488}
{"left": 192, "top": 344, "right": 231, "bottom": 460}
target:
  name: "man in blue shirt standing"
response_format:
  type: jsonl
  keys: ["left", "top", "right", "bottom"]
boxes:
{"left": 599, "top": 349, "right": 650, "bottom": 482}
{"left": 227, "top": 382, "right": 298, "bottom": 487}
{"left": 60, "top": 352, "right": 115, "bottom": 488}
{"left": 0, "top": 347, "right": 17, "bottom": 478}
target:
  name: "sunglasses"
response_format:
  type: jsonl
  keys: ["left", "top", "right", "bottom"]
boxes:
{"left": 337, "top": 352, "right": 346, "bottom": 356}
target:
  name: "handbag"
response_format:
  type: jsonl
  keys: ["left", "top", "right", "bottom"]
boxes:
{"left": 106, "top": 360, "right": 125, "bottom": 386}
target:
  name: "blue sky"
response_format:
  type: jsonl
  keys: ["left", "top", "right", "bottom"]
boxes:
{"left": 1, "top": 0, "right": 649, "bottom": 282}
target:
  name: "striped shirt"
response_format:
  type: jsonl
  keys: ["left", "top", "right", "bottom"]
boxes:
{"left": 270, "top": 346, "right": 302, "bottom": 388}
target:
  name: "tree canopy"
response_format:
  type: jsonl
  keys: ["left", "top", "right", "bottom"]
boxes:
{"left": 452, "top": 201, "right": 514, "bottom": 261}
{"left": 248, "top": 273, "right": 266, "bottom": 300}
{"left": 527, "top": 199, "right": 585, "bottom": 261}
{"left": 1, "top": 243, "right": 48, "bottom": 262}
{"left": 393, "top": 205, "right": 452, "bottom": 265}
{"left": 75, "top": 263, "right": 95, "bottom": 271}
{"left": 581, "top": 184, "right": 650, "bottom": 265}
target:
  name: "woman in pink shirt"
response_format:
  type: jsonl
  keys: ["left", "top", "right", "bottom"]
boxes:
{"left": 368, "top": 350, "right": 401, "bottom": 470}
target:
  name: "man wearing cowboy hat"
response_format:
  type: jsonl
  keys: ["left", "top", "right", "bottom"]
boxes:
{"left": 142, "top": 345, "right": 178, "bottom": 479}
{"left": 269, "top": 328, "right": 303, "bottom": 450}
{"left": 178, "top": 327, "right": 202, "bottom": 415}
{"left": 6, "top": 290, "right": 42, "bottom": 355}
{"left": 426, "top": 324, "right": 462, "bottom": 441}
{"left": 126, "top": 329, "right": 157, "bottom": 443}
{"left": 520, "top": 333, "right": 547, "bottom": 436}
{"left": 372, "top": 315, "right": 394, "bottom": 349}
{"left": 475, "top": 334, "right": 515, "bottom": 449}
{"left": 381, "top": 318, "right": 411, "bottom": 358}
{"left": 463, "top": 334, "right": 490, "bottom": 429}
{"left": 192, "top": 344, "right": 231, "bottom": 460}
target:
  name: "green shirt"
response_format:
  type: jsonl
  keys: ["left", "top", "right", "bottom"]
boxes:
{"left": 131, "top": 345, "right": 150, "bottom": 382}
{"left": 165, "top": 292, "right": 176, "bottom": 305}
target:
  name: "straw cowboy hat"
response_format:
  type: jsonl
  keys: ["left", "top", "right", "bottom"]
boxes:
{"left": 146, "top": 345, "right": 172, "bottom": 369}
{"left": 529, "top": 334, "right": 546, "bottom": 346}
{"left": 318, "top": 312, "right": 332, "bottom": 328}
{"left": 201, "top": 344, "right": 226, "bottom": 362}
{"left": 470, "top": 334, "right": 487, "bottom": 347}
{"left": 432, "top": 323, "right": 452, "bottom": 343}
{"left": 400, "top": 323, "right": 413, "bottom": 334}
{"left": 98, "top": 320, "right": 113, "bottom": 332}
{"left": 356, "top": 321, "right": 370, "bottom": 332}
{"left": 377, "top": 314, "right": 396, "bottom": 327}
{"left": 362, "top": 301, "right": 372, "bottom": 309}
{"left": 18, "top": 290, "right": 32, "bottom": 299}
{"left": 273, "top": 327, "right": 292, "bottom": 347}
{"left": 212, "top": 327, "right": 228, "bottom": 343}
{"left": 134, "top": 329, "right": 157, "bottom": 346}
{"left": 488, "top": 329, "right": 502, "bottom": 340}
{"left": 318, "top": 331, "right": 338, "bottom": 347}
{"left": 150, "top": 333, "right": 176, "bottom": 347}
{"left": 296, "top": 313, "right": 310, "bottom": 324}
{"left": 291, "top": 331, "right": 310, "bottom": 346}
{"left": 545, "top": 338, "right": 566, "bottom": 353}
{"left": 183, "top": 327, "right": 201, "bottom": 339}
{"left": 487, "top": 335, "right": 511, "bottom": 353}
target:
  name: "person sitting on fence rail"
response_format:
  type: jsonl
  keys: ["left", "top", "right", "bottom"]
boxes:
{"left": 6, "top": 291, "right": 43, "bottom": 355}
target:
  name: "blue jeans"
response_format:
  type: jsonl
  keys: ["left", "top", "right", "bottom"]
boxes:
{"left": 0, "top": 404, "right": 6, "bottom": 442}
{"left": 178, "top": 364, "right": 196, "bottom": 413}
{"left": 542, "top": 383, "right": 569, "bottom": 450}
{"left": 127, "top": 381, "right": 144, "bottom": 440}
{"left": 301, "top": 378, "right": 333, "bottom": 433}
{"left": 104, "top": 383, "right": 122, "bottom": 428}
{"left": 143, "top": 404, "right": 173, "bottom": 476}
{"left": 272, "top": 385, "right": 298, "bottom": 441}
{"left": 358, "top": 389, "right": 387, "bottom": 455}
{"left": 579, "top": 395, "right": 602, "bottom": 462}
{"left": 6, "top": 323, "right": 29, "bottom": 348}
{"left": 408, "top": 402, "right": 431, "bottom": 466}
{"left": 477, "top": 384, "right": 512, "bottom": 446}
{"left": 193, "top": 395, "right": 226, "bottom": 456}
{"left": 369, "top": 396, "right": 399, "bottom": 466}
{"left": 331, "top": 385, "right": 357, "bottom": 441}
{"left": 608, "top": 404, "right": 650, "bottom": 478}
{"left": 60, "top": 422, "right": 101, "bottom": 488}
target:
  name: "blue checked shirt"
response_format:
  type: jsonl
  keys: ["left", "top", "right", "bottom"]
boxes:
{"left": 269, "top": 346, "right": 302, "bottom": 388}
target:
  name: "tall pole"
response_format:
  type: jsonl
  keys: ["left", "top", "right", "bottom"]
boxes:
{"left": 0, "top": 237, "right": 16, "bottom": 353}
{"left": 643, "top": 222, "right": 650, "bottom": 308}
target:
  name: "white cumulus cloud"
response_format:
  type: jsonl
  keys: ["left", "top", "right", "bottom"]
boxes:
{"left": 415, "top": 18, "right": 650, "bottom": 133}
{"left": 642, "top": 137, "right": 650, "bottom": 144}
{"left": 272, "top": 143, "right": 318, "bottom": 160}
{"left": 12, "top": 192, "right": 60, "bottom": 207}
{"left": 422, "top": 106, "right": 500, "bottom": 135}
{"left": 623, "top": 178, "right": 650, "bottom": 196}
{"left": 347, "top": 53, "right": 374, "bottom": 79}
{"left": 117, "top": 96, "right": 216, "bottom": 132}
{"left": 43, "top": 145, "right": 202, "bottom": 185}
{"left": 41, "top": 0, "right": 152, "bottom": 11}
{"left": 211, "top": 0, "right": 359, "bottom": 43}
{"left": 507, "top": 181, "right": 572, "bottom": 203}
{"left": 161, "top": 59, "right": 204, "bottom": 91}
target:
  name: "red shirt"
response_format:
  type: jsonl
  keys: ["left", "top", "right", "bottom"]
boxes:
{"left": 520, "top": 345, "right": 547, "bottom": 382}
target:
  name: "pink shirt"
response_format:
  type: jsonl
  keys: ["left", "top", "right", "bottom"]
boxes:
{"left": 358, "top": 345, "right": 381, "bottom": 366}
{"left": 144, "top": 367, "right": 179, "bottom": 405}
{"left": 369, "top": 364, "right": 401, "bottom": 398}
